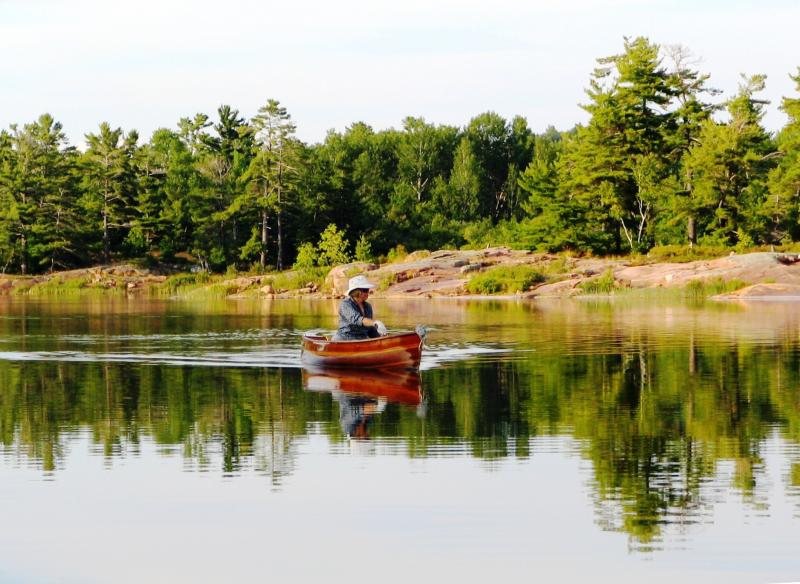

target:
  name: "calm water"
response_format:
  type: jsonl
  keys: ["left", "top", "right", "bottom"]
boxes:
{"left": 1, "top": 296, "right": 799, "bottom": 583}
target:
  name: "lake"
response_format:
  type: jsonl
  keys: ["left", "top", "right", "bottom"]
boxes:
{"left": 1, "top": 296, "right": 799, "bottom": 583}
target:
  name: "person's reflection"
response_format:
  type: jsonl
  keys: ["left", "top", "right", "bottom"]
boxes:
{"left": 302, "top": 367, "right": 423, "bottom": 440}
{"left": 336, "top": 393, "right": 386, "bottom": 439}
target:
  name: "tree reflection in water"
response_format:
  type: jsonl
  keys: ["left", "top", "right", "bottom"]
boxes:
{"left": 1, "top": 338, "right": 800, "bottom": 547}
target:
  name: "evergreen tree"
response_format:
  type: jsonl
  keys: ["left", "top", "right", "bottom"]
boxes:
{"left": 132, "top": 129, "right": 198, "bottom": 258}
{"left": 80, "top": 123, "right": 139, "bottom": 264}
{"left": 767, "top": 68, "right": 800, "bottom": 242}
{"left": 682, "top": 75, "right": 775, "bottom": 246}
{"left": 557, "top": 37, "right": 677, "bottom": 252}
{"left": 517, "top": 129, "right": 575, "bottom": 250}
{"left": 242, "top": 99, "right": 297, "bottom": 270}
{"left": 0, "top": 115, "right": 80, "bottom": 273}
{"left": 193, "top": 106, "right": 255, "bottom": 269}
{"left": 663, "top": 45, "right": 721, "bottom": 245}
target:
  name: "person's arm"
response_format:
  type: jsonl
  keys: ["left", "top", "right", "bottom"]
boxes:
{"left": 361, "top": 300, "right": 377, "bottom": 328}
{"left": 340, "top": 300, "right": 374, "bottom": 327}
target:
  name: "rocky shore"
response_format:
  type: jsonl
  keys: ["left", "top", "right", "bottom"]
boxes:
{"left": 3, "top": 248, "right": 800, "bottom": 300}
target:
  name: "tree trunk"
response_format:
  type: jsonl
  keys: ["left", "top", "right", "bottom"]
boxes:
{"left": 20, "top": 232, "right": 27, "bottom": 275}
{"left": 260, "top": 209, "right": 268, "bottom": 268}
{"left": 103, "top": 205, "right": 110, "bottom": 264}
{"left": 687, "top": 216, "right": 697, "bottom": 247}
{"left": 276, "top": 208, "right": 283, "bottom": 271}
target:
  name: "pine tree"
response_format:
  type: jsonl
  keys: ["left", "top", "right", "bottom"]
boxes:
{"left": 193, "top": 106, "right": 255, "bottom": 269}
{"left": 557, "top": 37, "right": 677, "bottom": 252}
{"left": 767, "top": 68, "right": 800, "bottom": 242}
{"left": 241, "top": 99, "right": 297, "bottom": 270}
{"left": 80, "top": 123, "right": 139, "bottom": 264}
{"left": 0, "top": 115, "right": 79, "bottom": 273}
{"left": 682, "top": 75, "right": 775, "bottom": 245}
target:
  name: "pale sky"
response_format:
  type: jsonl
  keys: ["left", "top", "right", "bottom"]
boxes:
{"left": 1, "top": 0, "right": 798, "bottom": 147}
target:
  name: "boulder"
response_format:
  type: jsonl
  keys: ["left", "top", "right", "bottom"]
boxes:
{"left": 324, "top": 262, "right": 378, "bottom": 296}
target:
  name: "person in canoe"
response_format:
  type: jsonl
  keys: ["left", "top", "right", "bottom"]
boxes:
{"left": 333, "top": 275, "right": 388, "bottom": 341}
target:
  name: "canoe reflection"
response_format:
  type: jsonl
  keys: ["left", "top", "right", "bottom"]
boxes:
{"left": 302, "top": 367, "right": 424, "bottom": 439}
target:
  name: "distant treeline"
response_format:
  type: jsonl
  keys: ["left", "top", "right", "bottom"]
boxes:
{"left": 1, "top": 36, "right": 799, "bottom": 275}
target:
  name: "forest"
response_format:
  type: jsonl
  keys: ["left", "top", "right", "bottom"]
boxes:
{"left": 1, "top": 36, "right": 799, "bottom": 275}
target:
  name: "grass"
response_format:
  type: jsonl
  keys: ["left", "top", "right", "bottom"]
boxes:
{"left": 150, "top": 266, "right": 330, "bottom": 297}
{"left": 19, "top": 275, "right": 127, "bottom": 297}
{"left": 151, "top": 272, "right": 212, "bottom": 296}
{"left": 466, "top": 265, "right": 545, "bottom": 294}
{"left": 578, "top": 268, "right": 619, "bottom": 295}
{"left": 376, "top": 271, "right": 399, "bottom": 291}
{"left": 385, "top": 244, "right": 408, "bottom": 264}
{"left": 623, "top": 245, "right": 732, "bottom": 264}
{"left": 542, "top": 255, "right": 571, "bottom": 276}
{"left": 683, "top": 277, "right": 748, "bottom": 298}
{"left": 266, "top": 267, "right": 330, "bottom": 293}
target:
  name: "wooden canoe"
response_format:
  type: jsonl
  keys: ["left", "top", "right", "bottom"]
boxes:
{"left": 300, "top": 331, "right": 423, "bottom": 369}
{"left": 302, "top": 367, "right": 422, "bottom": 406}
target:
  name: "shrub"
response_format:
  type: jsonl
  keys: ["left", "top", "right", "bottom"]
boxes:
{"left": 542, "top": 255, "right": 570, "bottom": 275}
{"left": 386, "top": 244, "right": 408, "bottom": 263}
{"left": 377, "top": 271, "right": 398, "bottom": 291}
{"left": 354, "top": 235, "right": 373, "bottom": 263}
{"left": 293, "top": 242, "right": 319, "bottom": 269}
{"left": 684, "top": 277, "right": 748, "bottom": 298}
{"left": 317, "top": 224, "right": 351, "bottom": 266}
{"left": 578, "top": 268, "right": 618, "bottom": 295}
{"left": 25, "top": 275, "right": 130, "bottom": 297}
{"left": 155, "top": 272, "right": 210, "bottom": 295}
{"left": 268, "top": 267, "right": 330, "bottom": 292}
{"left": 25, "top": 276, "right": 95, "bottom": 296}
{"left": 466, "top": 265, "right": 545, "bottom": 294}
{"left": 647, "top": 245, "right": 730, "bottom": 263}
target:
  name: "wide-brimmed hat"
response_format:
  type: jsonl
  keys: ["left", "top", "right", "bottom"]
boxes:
{"left": 346, "top": 275, "right": 377, "bottom": 296}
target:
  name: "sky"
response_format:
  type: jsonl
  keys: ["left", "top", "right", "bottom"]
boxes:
{"left": 1, "top": 0, "right": 798, "bottom": 148}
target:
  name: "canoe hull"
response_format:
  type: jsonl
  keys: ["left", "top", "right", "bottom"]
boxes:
{"left": 302, "top": 367, "right": 422, "bottom": 406}
{"left": 301, "top": 331, "right": 423, "bottom": 369}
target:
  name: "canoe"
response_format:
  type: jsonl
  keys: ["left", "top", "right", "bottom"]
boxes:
{"left": 302, "top": 367, "right": 422, "bottom": 406}
{"left": 300, "top": 331, "right": 423, "bottom": 369}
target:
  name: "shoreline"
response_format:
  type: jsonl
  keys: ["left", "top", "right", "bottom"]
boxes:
{"left": 2, "top": 248, "right": 800, "bottom": 301}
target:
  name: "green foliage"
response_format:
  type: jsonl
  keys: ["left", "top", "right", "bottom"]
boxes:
{"left": 293, "top": 242, "right": 319, "bottom": 269}
{"left": 386, "top": 244, "right": 408, "bottom": 263}
{"left": 316, "top": 224, "right": 351, "bottom": 266}
{"left": 578, "top": 268, "right": 618, "bottom": 294}
{"left": 376, "top": 271, "right": 398, "bottom": 291}
{"left": 22, "top": 275, "right": 128, "bottom": 297}
{"left": 0, "top": 41, "right": 794, "bottom": 274}
{"left": 25, "top": 276, "right": 88, "bottom": 296}
{"left": 466, "top": 265, "right": 545, "bottom": 294}
{"left": 354, "top": 235, "right": 373, "bottom": 262}
{"left": 646, "top": 244, "right": 730, "bottom": 263}
{"left": 267, "top": 267, "right": 329, "bottom": 292}
{"left": 542, "top": 255, "right": 571, "bottom": 275}
{"left": 681, "top": 76, "right": 775, "bottom": 247}
{"left": 155, "top": 272, "right": 211, "bottom": 295}
{"left": 684, "top": 277, "right": 748, "bottom": 298}
{"left": 767, "top": 68, "right": 800, "bottom": 242}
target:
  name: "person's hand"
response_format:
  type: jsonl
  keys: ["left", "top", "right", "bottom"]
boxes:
{"left": 374, "top": 320, "right": 388, "bottom": 336}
